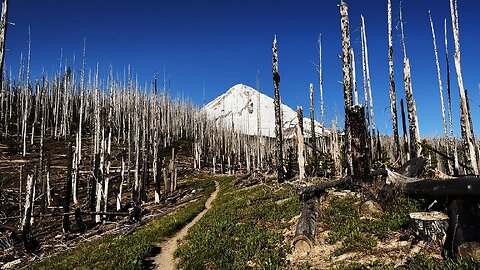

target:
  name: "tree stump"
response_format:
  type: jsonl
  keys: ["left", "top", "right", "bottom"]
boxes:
{"left": 409, "top": 211, "right": 448, "bottom": 247}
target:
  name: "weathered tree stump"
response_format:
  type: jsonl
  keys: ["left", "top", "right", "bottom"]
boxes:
{"left": 293, "top": 197, "right": 319, "bottom": 253}
{"left": 408, "top": 211, "right": 448, "bottom": 247}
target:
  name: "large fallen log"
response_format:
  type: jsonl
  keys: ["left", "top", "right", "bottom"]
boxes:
{"left": 293, "top": 197, "right": 319, "bottom": 253}
{"left": 298, "top": 176, "right": 352, "bottom": 200}
{"left": 386, "top": 170, "right": 480, "bottom": 200}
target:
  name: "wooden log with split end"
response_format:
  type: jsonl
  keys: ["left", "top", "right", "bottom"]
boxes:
{"left": 292, "top": 197, "right": 319, "bottom": 253}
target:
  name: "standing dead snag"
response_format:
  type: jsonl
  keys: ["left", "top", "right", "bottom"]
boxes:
{"left": 297, "top": 106, "right": 306, "bottom": 180}
{"left": 449, "top": 0, "right": 478, "bottom": 175}
{"left": 429, "top": 11, "right": 448, "bottom": 141}
{"left": 399, "top": 3, "right": 421, "bottom": 158}
{"left": 387, "top": 0, "right": 400, "bottom": 162}
{"left": 361, "top": 15, "right": 376, "bottom": 161}
{"left": 349, "top": 105, "right": 370, "bottom": 184}
{"left": 22, "top": 174, "right": 38, "bottom": 252}
{"left": 339, "top": 1, "right": 353, "bottom": 174}
{"left": 0, "top": 0, "right": 8, "bottom": 88}
{"left": 272, "top": 34, "right": 285, "bottom": 182}
{"left": 309, "top": 83, "right": 316, "bottom": 147}
{"left": 63, "top": 142, "right": 73, "bottom": 232}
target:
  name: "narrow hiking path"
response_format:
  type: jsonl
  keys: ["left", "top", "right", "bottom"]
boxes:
{"left": 152, "top": 181, "right": 219, "bottom": 270}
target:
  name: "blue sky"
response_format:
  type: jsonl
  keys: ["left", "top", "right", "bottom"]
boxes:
{"left": 4, "top": 0, "right": 480, "bottom": 137}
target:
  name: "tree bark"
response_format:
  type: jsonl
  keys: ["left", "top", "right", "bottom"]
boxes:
{"left": 349, "top": 105, "right": 370, "bottom": 185}
{"left": 293, "top": 197, "right": 319, "bottom": 252}
{"left": 339, "top": 1, "right": 353, "bottom": 175}
{"left": 449, "top": 0, "right": 478, "bottom": 175}
{"left": 0, "top": 0, "right": 8, "bottom": 88}
{"left": 272, "top": 35, "right": 285, "bottom": 182}
{"left": 387, "top": 0, "right": 400, "bottom": 162}
{"left": 297, "top": 106, "right": 305, "bottom": 180}
{"left": 63, "top": 142, "right": 73, "bottom": 232}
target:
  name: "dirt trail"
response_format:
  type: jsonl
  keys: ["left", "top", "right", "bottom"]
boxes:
{"left": 152, "top": 182, "right": 219, "bottom": 270}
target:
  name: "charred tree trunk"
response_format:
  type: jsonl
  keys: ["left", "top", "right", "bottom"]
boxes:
{"left": 387, "top": 0, "right": 400, "bottom": 162}
{"left": 293, "top": 197, "right": 319, "bottom": 252}
{"left": 400, "top": 99, "right": 409, "bottom": 162}
{"left": 0, "top": 0, "right": 8, "bottom": 88}
{"left": 340, "top": 1, "right": 353, "bottom": 175}
{"left": 349, "top": 105, "right": 370, "bottom": 185}
{"left": 63, "top": 142, "right": 73, "bottom": 232}
{"left": 21, "top": 174, "right": 38, "bottom": 252}
{"left": 297, "top": 106, "right": 305, "bottom": 180}
{"left": 400, "top": 4, "right": 421, "bottom": 158}
{"left": 272, "top": 35, "right": 285, "bottom": 183}
{"left": 450, "top": 0, "right": 478, "bottom": 175}
{"left": 309, "top": 83, "right": 316, "bottom": 147}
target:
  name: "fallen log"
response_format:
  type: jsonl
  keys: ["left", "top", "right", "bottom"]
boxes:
{"left": 386, "top": 171, "right": 480, "bottom": 200}
{"left": 293, "top": 197, "right": 319, "bottom": 253}
{"left": 298, "top": 176, "right": 352, "bottom": 200}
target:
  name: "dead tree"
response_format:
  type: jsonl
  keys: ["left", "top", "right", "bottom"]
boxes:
{"left": 272, "top": 34, "right": 285, "bottom": 182}
{"left": 0, "top": 0, "right": 8, "bottom": 88}
{"left": 318, "top": 34, "right": 325, "bottom": 130}
{"left": 400, "top": 99, "right": 409, "bottom": 161}
{"left": 297, "top": 106, "right": 305, "bottom": 180}
{"left": 387, "top": 0, "right": 400, "bottom": 162}
{"left": 21, "top": 174, "right": 38, "bottom": 252}
{"left": 293, "top": 197, "right": 318, "bottom": 252}
{"left": 361, "top": 15, "right": 376, "bottom": 161}
{"left": 399, "top": 3, "right": 421, "bottom": 158}
{"left": 349, "top": 105, "right": 370, "bottom": 185}
{"left": 429, "top": 11, "right": 448, "bottom": 141}
{"left": 339, "top": 1, "right": 353, "bottom": 174}
{"left": 449, "top": 0, "right": 478, "bottom": 175}
{"left": 309, "top": 83, "right": 316, "bottom": 147}
{"left": 63, "top": 142, "right": 73, "bottom": 232}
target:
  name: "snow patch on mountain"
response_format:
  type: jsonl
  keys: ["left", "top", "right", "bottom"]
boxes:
{"left": 203, "top": 83, "right": 328, "bottom": 138}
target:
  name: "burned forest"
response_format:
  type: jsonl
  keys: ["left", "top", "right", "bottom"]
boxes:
{"left": 1, "top": 0, "right": 480, "bottom": 269}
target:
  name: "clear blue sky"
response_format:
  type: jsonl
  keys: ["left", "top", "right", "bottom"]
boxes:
{"left": 4, "top": 0, "right": 480, "bottom": 137}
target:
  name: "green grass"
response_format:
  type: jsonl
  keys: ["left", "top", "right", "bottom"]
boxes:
{"left": 26, "top": 178, "right": 216, "bottom": 270}
{"left": 175, "top": 177, "right": 302, "bottom": 270}
{"left": 323, "top": 195, "right": 420, "bottom": 256}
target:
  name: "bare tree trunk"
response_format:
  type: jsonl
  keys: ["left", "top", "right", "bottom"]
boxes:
{"left": 361, "top": 15, "right": 376, "bottom": 161}
{"left": 387, "top": 0, "right": 400, "bottom": 162}
{"left": 449, "top": 0, "right": 478, "bottom": 175}
{"left": 297, "top": 106, "right": 305, "bottom": 180}
{"left": 272, "top": 35, "right": 285, "bottom": 182}
{"left": 63, "top": 142, "right": 73, "bottom": 232}
{"left": 339, "top": 1, "right": 353, "bottom": 175}
{"left": 399, "top": 4, "right": 421, "bottom": 158}
{"left": 400, "top": 99, "right": 410, "bottom": 162}
{"left": 0, "top": 0, "right": 8, "bottom": 88}
{"left": 349, "top": 105, "right": 370, "bottom": 185}
{"left": 429, "top": 11, "right": 448, "bottom": 140}
{"left": 350, "top": 48, "right": 359, "bottom": 106}
{"left": 22, "top": 174, "right": 37, "bottom": 252}
{"left": 309, "top": 83, "right": 316, "bottom": 147}
{"left": 318, "top": 34, "right": 325, "bottom": 129}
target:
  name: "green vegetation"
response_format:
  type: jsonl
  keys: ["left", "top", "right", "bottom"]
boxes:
{"left": 175, "top": 177, "right": 302, "bottom": 269}
{"left": 323, "top": 195, "right": 420, "bottom": 256}
{"left": 27, "top": 178, "right": 216, "bottom": 270}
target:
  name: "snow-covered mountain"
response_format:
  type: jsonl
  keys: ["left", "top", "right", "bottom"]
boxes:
{"left": 203, "top": 84, "right": 328, "bottom": 138}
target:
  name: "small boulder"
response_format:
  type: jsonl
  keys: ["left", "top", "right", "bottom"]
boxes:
{"left": 361, "top": 200, "right": 383, "bottom": 215}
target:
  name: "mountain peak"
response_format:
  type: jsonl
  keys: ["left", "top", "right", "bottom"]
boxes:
{"left": 204, "top": 84, "right": 328, "bottom": 138}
